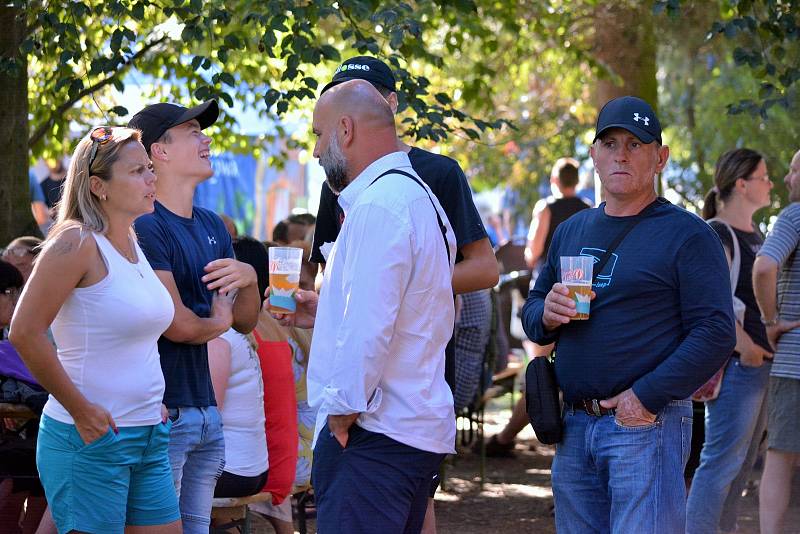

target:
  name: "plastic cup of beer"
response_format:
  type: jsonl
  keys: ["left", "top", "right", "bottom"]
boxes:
{"left": 268, "top": 247, "right": 304, "bottom": 314}
{"left": 560, "top": 256, "right": 594, "bottom": 320}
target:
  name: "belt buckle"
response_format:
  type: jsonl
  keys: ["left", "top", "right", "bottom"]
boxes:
{"left": 591, "top": 399, "right": 602, "bottom": 417}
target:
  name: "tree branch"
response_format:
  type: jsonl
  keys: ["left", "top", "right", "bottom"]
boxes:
{"left": 28, "top": 34, "right": 169, "bottom": 148}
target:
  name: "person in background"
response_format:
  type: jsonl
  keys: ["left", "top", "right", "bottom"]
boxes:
{"left": 272, "top": 220, "right": 290, "bottom": 245}
{"left": 208, "top": 236, "right": 269, "bottom": 499}
{"left": 29, "top": 171, "right": 50, "bottom": 236}
{"left": 753, "top": 147, "right": 800, "bottom": 534}
{"left": 10, "top": 126, "right": 181, "bottom": 533}
{"left": 219, "top": 213, "right": 239, "bottom": 240}
{"left": 39, "top": 159, "right": 67, "bottom": 216}
{"left": 2, "top": 236, "right": 42, "bottom": 283}
{"left": 686, "top": 148, "right": 775, "bottom": 534}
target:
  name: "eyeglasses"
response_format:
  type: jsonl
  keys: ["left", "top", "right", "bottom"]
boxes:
{"left": 87, "top": 126, "right": 114, "bottom": 174}
{"left": 1, "top": 247, "right": 31, "bottom": 258}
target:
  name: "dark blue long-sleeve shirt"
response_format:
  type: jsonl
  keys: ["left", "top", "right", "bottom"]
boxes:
{"left": 521, "top": 199, "right": 736, "bottom": 413}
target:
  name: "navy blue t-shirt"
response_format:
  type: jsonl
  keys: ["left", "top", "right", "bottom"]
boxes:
{"left": 522, "top": 199, "right": 736, "bottom": 413}
{"left": 135, "top": 202, "right": 234, "bottom": 408}
{"left": 310, "top": 147, "right": 488, "bottom": 264}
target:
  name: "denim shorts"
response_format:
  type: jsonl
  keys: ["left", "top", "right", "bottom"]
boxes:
{"left": 36, "top": 415, "right": 180, "bottom": 534}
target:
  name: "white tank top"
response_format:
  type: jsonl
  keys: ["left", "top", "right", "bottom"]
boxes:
{"left": 43, "top": 232, "right": 174, "bottom": 426}
{"left": 220, "top": 329, "right": 268, "bottom": 476}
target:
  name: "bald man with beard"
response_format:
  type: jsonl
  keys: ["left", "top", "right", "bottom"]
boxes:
{"left": 304, "top": 79, "right": 457, "bottom": 532}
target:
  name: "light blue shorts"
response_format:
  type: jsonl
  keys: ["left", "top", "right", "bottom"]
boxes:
{"left": 36, "top": 415, "right": 180, "bottom": 534}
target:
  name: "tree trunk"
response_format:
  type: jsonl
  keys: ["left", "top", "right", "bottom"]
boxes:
{"left": 593, "top": 2, "right": 658, "bottom": 109}
{"left": 0, "top": 7, "right": 37, "bottom": 245}
{"left": 592, "top": 1, "right": 659, "bottom": 197}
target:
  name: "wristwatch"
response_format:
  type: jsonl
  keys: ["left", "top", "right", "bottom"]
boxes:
{"left": 760, "top": 316, "right": 780, "bottom": 327}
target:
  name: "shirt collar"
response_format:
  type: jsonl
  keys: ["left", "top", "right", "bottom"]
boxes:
{"left": 337, "top": 151, "right": 412, "bottom": 214}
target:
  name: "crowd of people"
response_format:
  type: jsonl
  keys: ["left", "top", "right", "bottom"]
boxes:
{"left": 0, "top": 54, "right": 798, "bottom": 534}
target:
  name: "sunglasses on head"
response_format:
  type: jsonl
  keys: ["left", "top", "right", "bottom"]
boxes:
{"left": 87, "top": 126, "right": 114, "bottom": 174}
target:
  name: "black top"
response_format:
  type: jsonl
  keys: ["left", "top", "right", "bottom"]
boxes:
{"left": 310, "top": 147, "right": 487, "bottom": 264}
{"left": 708, "top": 221, "right": 770, "bottom": 353}
{"left": 40, "top": 177, "right": 64, "bottom": 209}
{"left": 544, "top": 196, "right": 592, "bottom": 255}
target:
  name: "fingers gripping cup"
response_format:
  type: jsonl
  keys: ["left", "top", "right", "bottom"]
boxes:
{"left": 268, "top": 247, "right": 304, "bottom": 314}
{"left": 560, "top": 256, "right": 594, "bottom": 320}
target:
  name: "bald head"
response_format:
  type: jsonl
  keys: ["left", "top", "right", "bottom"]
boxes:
{"left": 312, "top": 79, "right": 400, "bottom": 192}
{"left": 316, "top": 79, "right": 395, "bottom": 132}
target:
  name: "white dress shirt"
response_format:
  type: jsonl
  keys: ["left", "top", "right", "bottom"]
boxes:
{"left": 308, "top": 151, "right": 457, "bottom": 454}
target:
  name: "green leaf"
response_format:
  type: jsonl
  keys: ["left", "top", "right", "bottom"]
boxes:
{"left": 220, "top": 72, "right": 236, "bottom": 87}
{"left": 276, "top": 100, "right": 288, "bottom": 114}
{"left": 132, "top": 2, "right": 145, "bottom": 20}
{"left": 191, "top": 55, "right": 205, "bottom": 71}
{"left": 219, "top": 92, "right": 234, "bottom": 107}
{"left": 264, "top": 89, "right": 281, "bottom": 107}
{"left": 111, "top": 29, "right": 123, "bottom": 52}
{"left": 109, "top": 105, "right": 129, "bottom": 116}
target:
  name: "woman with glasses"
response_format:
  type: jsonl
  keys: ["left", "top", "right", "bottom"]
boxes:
{"left": 2, "top": 236, "right": 42, "bottom": 283}
{"left": 686, "top": 148, "right": 774, "bottom": 534}
{"left": 10, "top": 127, "right": 181, "bottom": 533}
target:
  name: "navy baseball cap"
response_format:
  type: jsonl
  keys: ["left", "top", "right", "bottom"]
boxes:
{"left": 320, "top": 56, "right": 397, "bottom": 95}
{"left": 128, "top": 100, "right": 219, "bottom": 154}
{"left": 593, "top": 96, "right": 662, "bottom": 144}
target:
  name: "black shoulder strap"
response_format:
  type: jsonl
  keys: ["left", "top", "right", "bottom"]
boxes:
{"left": 591, "top": 199, "right": 664, "bottom": 284}
{"left": 369, "top": 169, "right": 451, "bottom": 264}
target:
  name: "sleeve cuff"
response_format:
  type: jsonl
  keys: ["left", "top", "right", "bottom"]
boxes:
{"left": 631, "top": 381, "right": 669, "bottom": 415}
{"left": 323, "top": 386, "right": 383, "bottom": 415}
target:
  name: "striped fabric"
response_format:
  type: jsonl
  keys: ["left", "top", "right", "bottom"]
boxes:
{"left": 758, "top": 203, "right": 800, "bottom": 379}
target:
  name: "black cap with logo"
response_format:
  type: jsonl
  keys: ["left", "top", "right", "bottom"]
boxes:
{"left": 593, "top": 96, "right": 662, "bottom": 144}
{"left": 320, "top": 56, "right": 397, "bottom": 95}
{"left": 128, "top": 100, "right": 219, "bottom": 154}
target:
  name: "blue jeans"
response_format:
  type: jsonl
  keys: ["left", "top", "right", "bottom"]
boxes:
{"left": 552, "top": 399, "right": 693, "bottom": 534}
{"left": 686, "top": 358, "right": 770, "bottom": 534}
{"left": 167, "top": 406, "right": 225, "bottom": 534}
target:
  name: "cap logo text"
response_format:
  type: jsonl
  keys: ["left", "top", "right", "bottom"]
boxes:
{"left": 633, "top": 113, "right": 650, "bottom": 126}
{"left": 335, "top": 64, "right": 371, "bottom": 74}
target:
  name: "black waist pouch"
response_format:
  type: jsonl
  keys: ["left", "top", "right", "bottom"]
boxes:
{"left": 525, "top": 356, "right": 562, "bottom": 444}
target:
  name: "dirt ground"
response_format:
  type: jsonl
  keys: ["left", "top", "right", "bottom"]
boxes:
{"left": 252, "top": 396, "right": 800, "bottom": 534}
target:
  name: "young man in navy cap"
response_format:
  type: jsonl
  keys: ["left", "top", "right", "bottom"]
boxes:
{"left": 129, "top": 100, "right": 260, "bottom": 533}
{"left": 521, "top": 96, "right": 736, "bottom": 533}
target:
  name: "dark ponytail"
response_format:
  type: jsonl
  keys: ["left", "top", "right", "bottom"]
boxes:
{"left": 702, "top": 188, "right": 719, "bottom": 220}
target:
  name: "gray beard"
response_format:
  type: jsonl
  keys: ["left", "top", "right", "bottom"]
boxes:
{"left": 320, "top": 133, "right": 349, "bottom": 194}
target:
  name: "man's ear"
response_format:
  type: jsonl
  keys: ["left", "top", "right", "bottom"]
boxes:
{"left": 150, "top": 142, "right": 168, "bottom": 162}
{"left": 89, "top": 175, "right": 107, "bottom": 201}
{"left": 339, "top": 116, "right": 355, "bottom": 148}
{"left": 385, "top": 92, "right": 399, "bottom": 114}
{"left": 655, "top": 144, "right": 670, "bottom": 174}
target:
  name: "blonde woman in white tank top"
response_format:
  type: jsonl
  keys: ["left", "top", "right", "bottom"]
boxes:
{"left": 11, "top": 127, "right": 182, "bottom": 534}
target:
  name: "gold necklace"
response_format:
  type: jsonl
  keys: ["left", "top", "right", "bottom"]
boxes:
{"left": 107, "top": 234, "right": 144, "bottom": 278}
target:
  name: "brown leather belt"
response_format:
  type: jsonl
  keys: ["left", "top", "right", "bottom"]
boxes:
{"left": 569, "top": 399, "right": 615, "bottom": 417}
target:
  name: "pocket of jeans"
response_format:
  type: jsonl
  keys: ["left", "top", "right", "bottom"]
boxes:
{"left": 613, "top": 415, "right": 660, "bottom": 432}
{"left": 680, "top": 416, "right": 693, "bottom": 468}
{"left": 168, "top": 407, "right": 181, "bottom": 424}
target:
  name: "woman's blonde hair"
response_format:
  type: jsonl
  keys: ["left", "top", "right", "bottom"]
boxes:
{"left": 49, "top": 126, "right": 142, "bottom": 240}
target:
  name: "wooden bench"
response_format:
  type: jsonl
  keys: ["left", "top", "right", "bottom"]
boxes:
{"left": 210, "top": 492, "right": 272, "bottom": 534}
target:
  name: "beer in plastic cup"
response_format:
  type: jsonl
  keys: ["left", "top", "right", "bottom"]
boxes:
{"left": 560, "top": 255, "right": 594, "bottom": 320}
{"left": 268, "top": 247, "right": 304, "bottom": 314}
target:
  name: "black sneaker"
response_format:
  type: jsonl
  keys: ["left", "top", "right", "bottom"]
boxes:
{"left": 480, "top": 435, "right": 516, "bottom": 458}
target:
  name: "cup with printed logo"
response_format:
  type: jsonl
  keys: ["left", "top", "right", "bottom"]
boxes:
{"left": 560, "top": 256, "right": 594, "bottom": 320}
{"left": 268, "top": 247, "right": 304, "bottom": 314}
